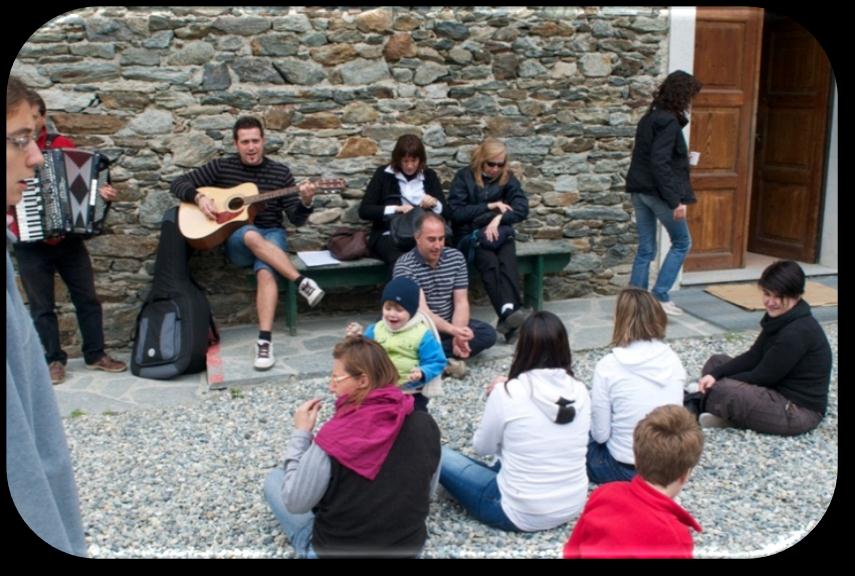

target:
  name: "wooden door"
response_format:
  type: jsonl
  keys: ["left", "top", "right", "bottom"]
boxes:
{"left": 685, "top": 7, "right": 763, "bottom": 271}
{"left": 748, "top": 15, "right": 831, "bottom": 262}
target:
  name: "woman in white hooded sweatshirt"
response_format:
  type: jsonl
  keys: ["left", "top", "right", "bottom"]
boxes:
{"left": 587, "top": 287, "right": 686, "bottom": 484}
{"left": 439, "top": 311, "right": 591, "bottom": 532}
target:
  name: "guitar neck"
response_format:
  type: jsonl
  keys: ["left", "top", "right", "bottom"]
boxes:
{"left": 245, "top": 186, "right": 302, "bottom": 206}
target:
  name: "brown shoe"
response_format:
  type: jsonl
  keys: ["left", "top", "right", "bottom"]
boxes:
{"left": 443, "top": 358, "right": 467, "bottom": 379}
{"left": 49, "top": 361, "right": 66, "bottom": 385}
{"left": 86, "top": 354, "right": 128, "bottom": 373}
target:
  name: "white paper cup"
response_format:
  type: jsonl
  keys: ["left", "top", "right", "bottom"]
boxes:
{"left": 689, "top": 151, "right": 700, "bottom": 166}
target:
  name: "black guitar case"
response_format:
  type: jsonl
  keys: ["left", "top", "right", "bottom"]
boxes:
{"left": 131, "top": 206, "right": 218, "bottom": 379}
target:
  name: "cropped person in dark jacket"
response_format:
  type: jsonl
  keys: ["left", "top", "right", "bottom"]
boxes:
{"left": 697, "top": 261, "right": 832, "bottom": 436}
{"left": 448, "top": 138, "right": 530, "bottom": 342}
{"left": 625, "top": 70, "right": 702, "bottom": 317}
{"left": 359, "top": 134, "right": 447, "bottom": 268}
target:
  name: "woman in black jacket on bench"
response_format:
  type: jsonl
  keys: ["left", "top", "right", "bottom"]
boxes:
{"left": 448, "top": 138, "right": 530, "bottom": 343}
{"left": 359, "top": 134, "right": 447, "bottom": 269}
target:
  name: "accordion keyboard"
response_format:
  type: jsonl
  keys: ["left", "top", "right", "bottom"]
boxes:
{"left": 15, "top": 178, "right": 46, "bottom": 242}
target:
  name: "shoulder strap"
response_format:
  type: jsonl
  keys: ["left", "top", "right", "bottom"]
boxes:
{"left": 208, "top": 313, "right": 220, "bottom": 345}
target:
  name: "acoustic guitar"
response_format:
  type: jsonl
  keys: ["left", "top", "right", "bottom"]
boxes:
{"left": 178, "top": 178, "right": 346, "bottom": 250}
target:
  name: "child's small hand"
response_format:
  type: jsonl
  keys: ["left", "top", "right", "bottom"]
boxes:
{"left": 408, "top": 367, "right": 423, "bottom": 382}
{"left": 345, "top": 322, "right": 363, "bottom": 337}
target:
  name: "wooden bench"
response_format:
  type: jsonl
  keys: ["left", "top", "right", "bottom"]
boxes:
{"left": 255, "top": 240, "right": 572, "bottom": 335}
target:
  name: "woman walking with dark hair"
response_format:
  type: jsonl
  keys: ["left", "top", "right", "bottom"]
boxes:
{"left": 626, "top": 70, "right": 703, "bottom": 316}
{"left": 697, "top": 260, "right": 832, "bottom": 435}
{"left": 439, "top": 311, "right": 590, "bottom": 532}
{"left": 359, "top": 134, "right": 447, "bottom": 267}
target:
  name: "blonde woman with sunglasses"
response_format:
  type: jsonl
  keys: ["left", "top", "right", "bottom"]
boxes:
{"left": 448, "top": 138, "right": 530, "bottom": 343}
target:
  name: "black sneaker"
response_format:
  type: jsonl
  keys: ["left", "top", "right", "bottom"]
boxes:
{"left": 497, "top": 307, "right": 529, "bottom": 335}
{"left": 505, "top": 328, "right": 519, "bottom": 345}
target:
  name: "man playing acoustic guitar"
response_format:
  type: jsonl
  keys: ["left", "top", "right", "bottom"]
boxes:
{"left": 171, "top": 116, "right": 324, "bottom": 371}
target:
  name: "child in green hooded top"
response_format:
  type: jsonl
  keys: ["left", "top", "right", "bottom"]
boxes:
{"left": 346, "top": 276, "right": 446, "bottom": 412}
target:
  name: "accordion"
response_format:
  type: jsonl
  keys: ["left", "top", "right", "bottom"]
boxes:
{"left": 14, "top": 148, "right": 111, "bottom": 243}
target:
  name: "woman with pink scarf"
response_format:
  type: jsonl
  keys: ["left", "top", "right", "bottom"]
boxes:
{"left": 264, "top": 336, "right": 441, "bottom": 558}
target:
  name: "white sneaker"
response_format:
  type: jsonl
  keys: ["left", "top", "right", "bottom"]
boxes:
{"left": 699, "top": 412, "right": 732, "bottom": 429}
{"left": 298, "top": 278, "right": 325, "bottom": 307}
{"left": 254, "top": 340, "right": 275, "bottom": 370}
{"left": 660, "top": 300, "right": 684, "bottom": 316}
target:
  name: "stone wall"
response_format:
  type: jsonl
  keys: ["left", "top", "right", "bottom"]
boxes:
{"left": 11, "top": 6, "right": 669, "bottom": 353}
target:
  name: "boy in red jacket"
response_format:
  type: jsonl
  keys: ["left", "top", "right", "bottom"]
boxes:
{"left": 564, "top": 405, "right": 704, "bottom": 558}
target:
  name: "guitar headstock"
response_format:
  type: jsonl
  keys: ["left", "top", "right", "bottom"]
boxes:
{"left": 314, "top": 178, "right": 347, "bottom": 193}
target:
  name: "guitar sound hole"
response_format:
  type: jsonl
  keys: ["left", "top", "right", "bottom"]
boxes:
{"left": 227, "top": 197, "right": 245, "bottom": 211}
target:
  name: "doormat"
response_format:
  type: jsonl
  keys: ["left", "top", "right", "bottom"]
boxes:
{"left": 704, "top": 281, "right": 838, "bottom": 310}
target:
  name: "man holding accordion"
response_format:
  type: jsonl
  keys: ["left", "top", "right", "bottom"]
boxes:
{"left": 8, "top": 89, "right": 126, "bottom": 384}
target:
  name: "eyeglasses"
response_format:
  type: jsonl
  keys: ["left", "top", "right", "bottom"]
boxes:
{"left": 330, "top": 373, "right": 354, "bottom": 385}
{"left": 6, "top": 133, "right": 37, "bottom": 151}
{"left": 484, "top": 161, "right": 506, "bottom": 168}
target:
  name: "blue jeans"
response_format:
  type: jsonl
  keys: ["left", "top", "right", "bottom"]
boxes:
{"left": 225, "top": 225, "right": 288, "bottom": 279}
{"left": 438, "top": 447, "right": 520, "bottom": 532}
{"left": 629, "top": 193, "right": 692, "bottom": 303}
{"left": 586, "top": 439, "right": 637, "bottom": 485}
{"left": 263, "top": 468, "right": 318, "bottom": 558}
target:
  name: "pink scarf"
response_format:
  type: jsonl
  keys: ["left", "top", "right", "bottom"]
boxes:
{"left": 315, "top": 385, "right": 414, "bottom": 480}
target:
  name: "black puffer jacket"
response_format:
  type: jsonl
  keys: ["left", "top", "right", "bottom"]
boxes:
{"left": 625, "top": 107, "right": 696, "bottom": 209}
{"left": 447, "top": 167, "right": 529, "bottom": 242}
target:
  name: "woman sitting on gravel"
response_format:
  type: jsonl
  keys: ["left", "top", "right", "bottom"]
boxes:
{"left": 263, "top": 336, "right": 441, "bottom": 558}
{"left": 697, "top": 260, "right": 832, "bottom": 435}
{"left": 439, "top": 311, "right": 591, "bottom": 532}
{"left": 587, "top": 287, "right": 686, "bottom": 484}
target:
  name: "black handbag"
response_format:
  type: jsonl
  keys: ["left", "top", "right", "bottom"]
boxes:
{"left": 477, "top": 224, "right": 515, "bottom": 251}
{"left": 389, "top": 207, "right": 423, "bottom": 251}
{"left": 683, "top": 390, "right": 706, "bottom": 417}
{"left": 456, "top": 229, "right": 479, "bottom": 264}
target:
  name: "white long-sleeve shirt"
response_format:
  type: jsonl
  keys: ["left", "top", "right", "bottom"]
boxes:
{"left": 590, "top": 340, "right": 686, "bottom": 465}
{"left": 381, "top": 165, "right": 444, "bottom": 216}
{"left": 473, "top": 368, "right": 591, "bottom": 531}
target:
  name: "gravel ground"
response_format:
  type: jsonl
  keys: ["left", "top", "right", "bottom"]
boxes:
{"left": 65, "top": 323, "right": 838, "bottom": 559}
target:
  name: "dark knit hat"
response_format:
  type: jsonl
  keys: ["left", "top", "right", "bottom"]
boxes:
{"left": 382, "top": 277, "right": 420, "bottom": 318}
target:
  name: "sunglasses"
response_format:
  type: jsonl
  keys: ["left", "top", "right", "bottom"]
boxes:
{"left": 484, "top": 161, "right": 506, "bottom": 168}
